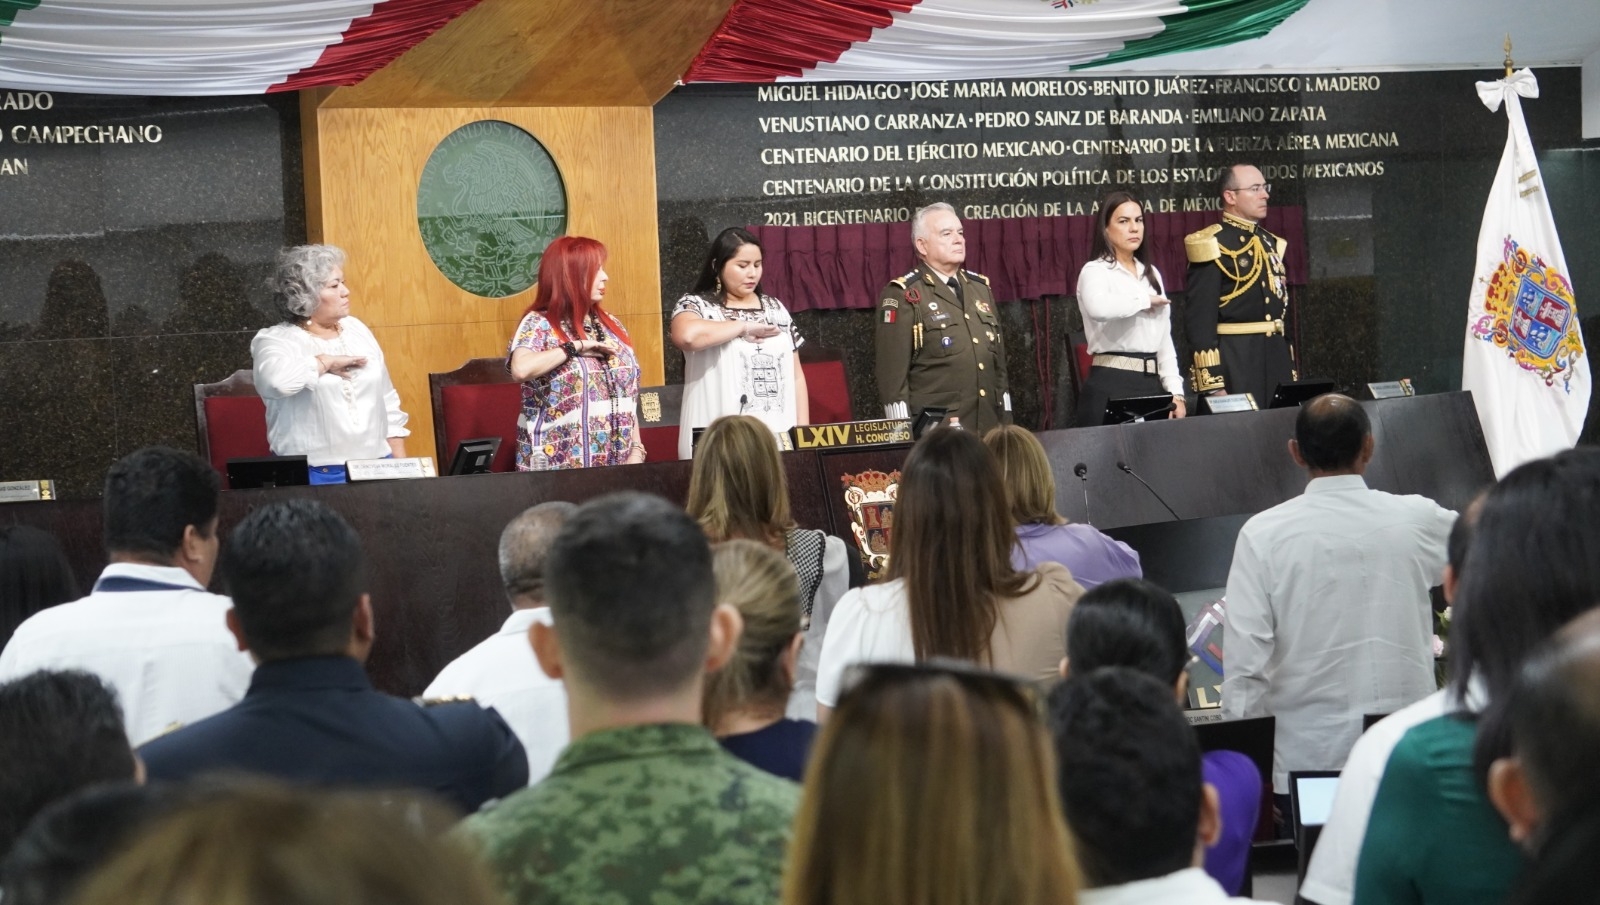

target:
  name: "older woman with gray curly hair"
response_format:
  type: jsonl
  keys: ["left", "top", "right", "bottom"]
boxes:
{"left": 250, "top": 244, "right": 408, "bottom": 484}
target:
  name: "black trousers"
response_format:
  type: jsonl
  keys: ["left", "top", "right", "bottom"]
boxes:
{"left": 1075, "top": 364, "right": 1167, "bottom": 427}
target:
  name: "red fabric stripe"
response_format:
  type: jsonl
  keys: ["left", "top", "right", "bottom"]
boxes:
{"left": 684, "top": 0, "right": 920, "bottom": 84}
{"left": 270, "top": 0, "right": 486, "bottom": 93}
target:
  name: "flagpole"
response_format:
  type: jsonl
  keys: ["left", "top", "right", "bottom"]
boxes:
{"left": 1503, "top": 34, "right": 1514, "bottom": 78}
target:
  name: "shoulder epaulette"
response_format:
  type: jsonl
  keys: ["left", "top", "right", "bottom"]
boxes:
{"left": 1185, "top": 224, "right": 1223, "bottom": 264}
{"left": 964, "top": 270, "right": 990, "bottom": 286}
{"left": 890, "top": 268, "right": 919, "bottom": 289}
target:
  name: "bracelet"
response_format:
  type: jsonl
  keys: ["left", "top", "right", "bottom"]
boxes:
{"left": 560, "top": 341, "right": 578, "bottom": 360}
{"left": 629, "top": 443, "right": 647, "bottom": 461}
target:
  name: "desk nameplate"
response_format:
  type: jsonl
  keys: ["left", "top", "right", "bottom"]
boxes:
{"left": 789, "top": 419, "right": 912, "bottom": 450}
{"left": 347, "top": 457, "right": 437, "bottom": 481}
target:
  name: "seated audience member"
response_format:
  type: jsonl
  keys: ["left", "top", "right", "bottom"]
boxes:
{"left": 1300, "top": 493, "right": 1484, "bottom": 905}
{"left": 138, "top": 500, "right": 527, "bottom": 814}
{"left": 816, "top": 428, "right": 1083, "bottom": 714}
{"left": 0, "top": 525, "right": 80, "bottom": 651}
{"left": 1048, "top": 667, "right": 1274, "bottom": 904}
{"left": 68, "top": 783, "right": 501, "bottom": 905}
{"left": 1, "top": 782, "right": 183, "bottom": 905}
{"left": 0, "top": 447, "right": 253, "bottom": 744}
{"left": 687, "top": 415, "right": 849, "bottom": 720}
{"left": 1063, "top": 579, "right": 1260, "bottom": 896}
{"left": 424, "top": 501, "right": 576, "bottom": 784}
{"left": 783, "top": 661, "right": 1079, "bottom": 905}
{"left": 983, "top": 425, "right": 1141, "bottom": 589}
{"left": 705, "top": 539, "right": 817, "bottom": 782}
{"left": 1223, "top": 395, "right": 1455, "bottom": 797}
{"left": 0, "top": 670, "right": 138, "bottom": 857}
{"left": 1479, "top": 609, "right": 1600, "bottom": 877}
{"left": 459, "top": 493, "right": 799, "bottom": 905}
{"left": 1352, "top": 449, "right": 1600, "bottom": 905}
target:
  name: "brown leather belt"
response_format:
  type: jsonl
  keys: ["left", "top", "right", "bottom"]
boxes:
{"left": 1217, "top": 319, "right": 1285, "bottom": 337}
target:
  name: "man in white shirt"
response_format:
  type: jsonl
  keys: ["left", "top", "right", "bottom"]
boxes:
{"left": 1222, "top": 394, "right": 1455, "bottom": 797}
{"left": 424, "top": 501, "right": 575, "bottom": 784}
{"left": 0, "top": 447, "right": 254, "bottom": 745}
{"left": 1050, "top": 667, "right": 1274, "bottom": 905}
{"left": 1299, "top": 497, "right": 1482, "bottom": 905}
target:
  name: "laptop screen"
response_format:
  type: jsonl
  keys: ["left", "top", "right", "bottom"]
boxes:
{"left": 1295, "top": 775, "right": 1340, "bottom": 826}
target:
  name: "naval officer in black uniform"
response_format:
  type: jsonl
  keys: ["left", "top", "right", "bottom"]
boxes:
{"left": 1184, "top": 163, "right": 1297, "bottom": 404}
{"left": 875, "top": 202, "right": 1011, "bottom": 432}
{"left": 140, "top": 499, "right": 528, "bottom": 814}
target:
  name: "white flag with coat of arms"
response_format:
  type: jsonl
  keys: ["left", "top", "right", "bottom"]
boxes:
{"left": 1462, "top": 68, "right": 1590, "bottom": 476}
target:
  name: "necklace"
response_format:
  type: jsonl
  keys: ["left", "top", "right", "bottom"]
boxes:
{"left": 583, "top": 313, "right": 627, "bottom": 464}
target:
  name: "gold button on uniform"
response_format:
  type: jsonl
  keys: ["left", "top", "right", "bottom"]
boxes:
{"left": 972, "top": 337, "right": 979, "bottom": 344}
{"left": 980, "top": 389, "right": 988, "bottom": 397}
{"left": 978, "top": 363, "right": 985, "bottom": 370}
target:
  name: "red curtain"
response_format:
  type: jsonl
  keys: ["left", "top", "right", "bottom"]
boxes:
{"left": 748, "top": 206, "right": 1307, "bottom": 312}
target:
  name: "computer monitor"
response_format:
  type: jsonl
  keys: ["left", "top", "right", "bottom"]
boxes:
{"left": 1105, "top": 394, "right": 1174, "bottom": 424}
{"left": 1290, "top": 770, "right": 1343, "bottom": 881}
{"left": 448, "top": 438, "right": 501, "bottom": 476}
{"left": 226, "top": 456, "right": 309, "bottom": 490}
{"left": 1269, "top": 378, "right": 1338, "bottom": 409}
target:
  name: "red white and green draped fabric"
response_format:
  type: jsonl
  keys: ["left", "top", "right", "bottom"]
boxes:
{"left": 0, "top": 0, "right": 482, "bottom": 95}
{"left": 685, "top": 0, "right": 1312, "bottom": 83}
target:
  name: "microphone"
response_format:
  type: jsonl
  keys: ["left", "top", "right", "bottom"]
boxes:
{"left": 1073, "top": 463, "right": 1091, "bottom": 524}
{"left": 1117, "top": 460, "right": 1180, "bottom": 520}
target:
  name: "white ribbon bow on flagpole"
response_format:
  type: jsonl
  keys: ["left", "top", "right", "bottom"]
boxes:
{"left": 1476, "top": 68, "right": 1542, "bottom": 197}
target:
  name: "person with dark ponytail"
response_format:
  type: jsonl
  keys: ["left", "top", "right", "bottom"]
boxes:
{"left": 1074, "top": 190, "right": 1186, "bottom": 426}
{"left": 670, "top": 227, "right": 809, "bottom": 460}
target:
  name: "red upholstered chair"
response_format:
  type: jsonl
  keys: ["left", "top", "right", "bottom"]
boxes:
{"left": 429, "top": 358, "right": 522, "bottom": 474}
{"left": 800, "top": 346, "right": 852, "bottom": 424}
{"left": 635, "top": 384, "right": 684, "bottom": 463}
{"left": 193, "top": 370, "right": 270, "bottom": 489}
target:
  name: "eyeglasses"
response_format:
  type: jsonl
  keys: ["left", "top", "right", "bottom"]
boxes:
{"left": 837, "top": 659, "right": 1041, "bottom": 715}
{"left": 1228, "top": 183, "right": 1272, "bottom": 195}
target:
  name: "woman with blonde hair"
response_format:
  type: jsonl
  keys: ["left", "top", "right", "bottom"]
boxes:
{"left": 687, "top": 415, "right": 848, "bottom": 720}
{"left": 703, "top": 539, "right": 817, "bottom": 781}
{"left": 983, "top": 424, "right": 1141, "bottom": 590}
{"left": 815, "top": 428, "right": 1083, "bottom": 716}
{"left": 69, "top": 783, "right": 501, "bottom": 905}
{"left": 782, "top": 662, "right": 1079, "bottom": 905}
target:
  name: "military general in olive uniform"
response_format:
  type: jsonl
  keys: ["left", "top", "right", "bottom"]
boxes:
{"left": 1184, "top": 163, "right": 1297, "bottom": 404}
{"left": 876, "top": 202, "right": 1011, "bottom": 432}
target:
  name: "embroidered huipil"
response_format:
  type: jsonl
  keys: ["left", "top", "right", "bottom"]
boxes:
{"left": 508, "top": 311, "right": 640, "bottom": 471}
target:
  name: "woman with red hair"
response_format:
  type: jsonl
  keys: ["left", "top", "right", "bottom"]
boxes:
{"left": 507, "top": 236, "right": 644, "bottom": 470}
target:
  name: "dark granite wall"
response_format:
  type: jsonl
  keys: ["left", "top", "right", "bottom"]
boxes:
{"left": 0, "top": 94, "right": 303, "bottom": 499}
{"left": 655, "top": 69, "right": 1598, "bottom": 432}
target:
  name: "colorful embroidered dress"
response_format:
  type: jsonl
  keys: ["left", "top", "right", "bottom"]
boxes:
{"left": 507, "top": 311, "right": 640, "bottom": 471}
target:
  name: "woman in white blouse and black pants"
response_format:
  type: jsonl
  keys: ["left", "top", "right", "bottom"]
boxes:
{"left": 1074, "top": 190, "right": 1188, "bottom": 426}
{"left": 251, "top": 245, "right": 409, "bottom": 484}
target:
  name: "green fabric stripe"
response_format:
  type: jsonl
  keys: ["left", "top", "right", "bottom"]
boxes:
{"left": 1074, "top": 0, "right": 1312, "bottom": 69}
{"left": 0, "top": 0, "right": 44, "bottom": 32}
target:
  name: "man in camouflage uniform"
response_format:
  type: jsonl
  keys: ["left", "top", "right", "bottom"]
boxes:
{"left": 875, "top": 202, "right": 1011, "bottom": 432}
{"left": 1184, "top": 163, "right": 1297, "bottom": 405}
{"left": 459, "top": 493, "right": 798, "bottom": 905}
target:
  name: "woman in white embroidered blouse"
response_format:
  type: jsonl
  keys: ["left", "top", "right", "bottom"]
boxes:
{"left": 250, "top": 245, "right": 409, "bottom": 485}
{"left": 1075, "top": 190, "right": 1187, "bottom": 426}
{"left": 670, "top": 227, "right": 810, "bottom": 460}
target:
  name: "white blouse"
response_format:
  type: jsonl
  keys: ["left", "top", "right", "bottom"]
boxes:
{"left": 670, "top": 293, "right": 805, "bottom": 461}
{"left": 1075, "top": 258, "right": 1184, "bottom": 396}
{"left": 250, "top": 316, "right": 409, "bottom": 467}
